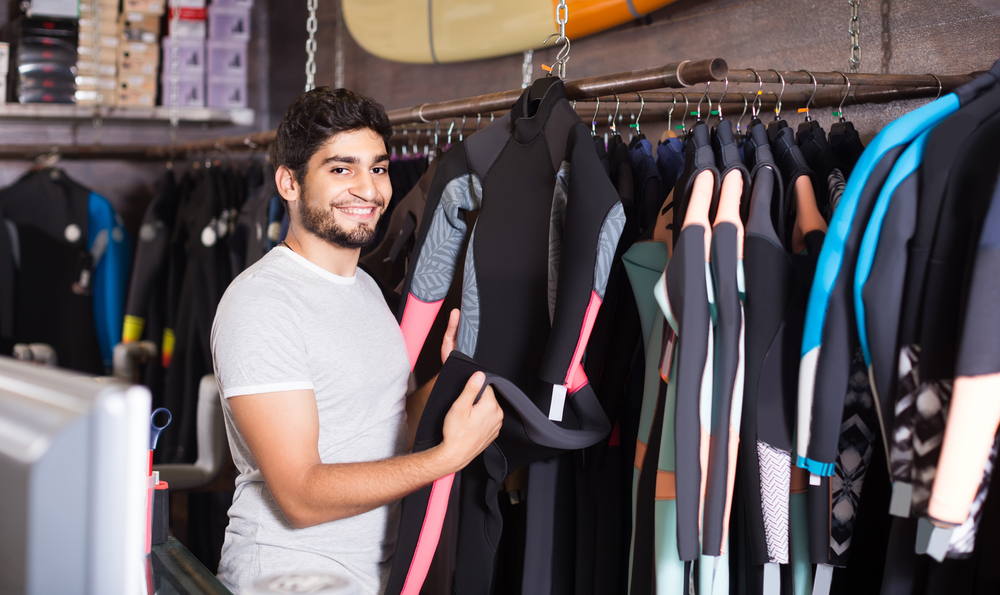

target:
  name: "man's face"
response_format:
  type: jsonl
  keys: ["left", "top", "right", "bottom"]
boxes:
{"left": 297, "top": 128, "right": 391, "bottom": 249}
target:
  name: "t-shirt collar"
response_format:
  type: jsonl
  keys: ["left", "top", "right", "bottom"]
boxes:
{"left": 276, "top": 246, "right": 356, "bottom": 285}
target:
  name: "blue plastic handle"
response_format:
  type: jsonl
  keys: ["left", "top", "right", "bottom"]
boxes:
{"left": 149, "top": 407, "right": 172, "bottom": 450}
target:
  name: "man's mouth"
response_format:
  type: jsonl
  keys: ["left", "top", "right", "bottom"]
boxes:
{"left": 335, "top": 204, "right": 380, "bottom": 221}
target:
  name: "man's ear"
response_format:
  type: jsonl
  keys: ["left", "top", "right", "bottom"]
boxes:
{"left": 275, "top": 165, "right": 300, "bottom": 204}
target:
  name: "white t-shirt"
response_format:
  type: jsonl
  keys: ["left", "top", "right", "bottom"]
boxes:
{"left": 211, "top": 246, "right": 410, "bottom": 595}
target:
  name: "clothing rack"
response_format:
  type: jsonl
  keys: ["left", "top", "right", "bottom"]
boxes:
{"left": 0, "top": 58, "right": 980, "bottom": 161}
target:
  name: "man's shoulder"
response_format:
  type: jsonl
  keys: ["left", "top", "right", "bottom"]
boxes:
{"left": 219, "top": 250, "right": 298, "bottom": 313}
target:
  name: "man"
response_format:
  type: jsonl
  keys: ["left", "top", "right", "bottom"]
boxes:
{"left": 211, "top": 87, "right": 503, "bottom": 594}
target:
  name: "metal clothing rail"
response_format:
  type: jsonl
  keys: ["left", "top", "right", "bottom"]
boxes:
{"left": 0, "top": 58, "right": 981, "bottom": 160}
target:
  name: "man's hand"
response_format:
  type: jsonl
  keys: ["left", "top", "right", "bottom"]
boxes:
{"left": 441, "top": 308, "right": 460, "bottom": 364}
{"left": 436, "top": 371, "right": 504, "bottom": 472}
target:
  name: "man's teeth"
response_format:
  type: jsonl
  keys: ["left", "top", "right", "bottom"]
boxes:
{"left": 340, "top": 207, "right": 374, "bottom": 214}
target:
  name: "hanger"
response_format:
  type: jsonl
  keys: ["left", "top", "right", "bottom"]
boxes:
{"left": 631, "top": 92, "right": 646, "bottom": 143}
{"left": 661, "top": 92, "right": 678, "bottom": 142}
{"left": 713, "top": 77, "right": 728, "bottom": 127}
{"left": 829, "top": 71, "right": 855, "bottom": 137}
{"left": 591, "top": 96, "right": 600, "bottom": 137}
{"left": 696, "top": 81, "right": 711, "bottom": 122}
{"left": 749, "top": 69, "right": 764, "bottom": 127}
{"left": 735, "top": 93, "right": 749, "bottom": 139}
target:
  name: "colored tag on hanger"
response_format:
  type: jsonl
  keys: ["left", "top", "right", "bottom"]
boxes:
{"left": 541, "top": 64, "right": 553, "bottom": 72}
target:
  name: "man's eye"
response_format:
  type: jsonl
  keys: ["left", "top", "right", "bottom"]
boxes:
{"left": 332, "top": 167, "right": 349, "bottom": 174}
{"left": 372, "top": 167, "right": 388, "bottom": 174}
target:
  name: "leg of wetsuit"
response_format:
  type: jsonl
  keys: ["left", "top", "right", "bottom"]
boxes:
{"left": 523, "top": 457, "right": 558, "bottom": 595}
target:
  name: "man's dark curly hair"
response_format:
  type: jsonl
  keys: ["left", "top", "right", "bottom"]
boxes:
{"left": 271, "top": 87, "right": 393, "bottom": 204}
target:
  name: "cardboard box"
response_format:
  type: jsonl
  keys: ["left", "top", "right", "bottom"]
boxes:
{"left": 117, "top": 88, "right": 155, "bottom": 106}
{"left": 0, "top": 77, "right": 7, "bottom": 104}
{"left": 161, "top": 75, "right": 204, "bottom": 107}
{"left": 79, "top": 0, "right": 122, "bottom": 15}
{"left": 118, "top": 73, "right": 157, "bottom": 92}
{"left": 76, "top": 89, "right": 117, "bottom": 106}
{"left": 76, "top": 75, "right": 117, "bottom": 90}
{"left": 121, "top": 11, "right": 161, "bottom": 35}
{"left": 119, "top": 56, "right": 158, "bottom": 76}
{"left": 167, "top": 7, "right": 207, "bottom": 38}
{"left": 0, "top": 43, "right": 8, "bottom": 74}
{"left": 119, "top": 41, "right": 159, "bottom": 62}
{"left": 77, "top": 60, "right": 118, "bottom": 77}
{"left": 123, "top": 0, "right": 165, "bottom": 15}
{"left": 78, "top": 45, "right": 119, "bottom": 64}
{"left": 208, "top": 5, "right": 250, "bottom": 42}
{"left": 207, "top": 75, "right": 246, "bottom": 108}
{"left": 162, "top": 36, "right": 205, "bottom": 76}
{"left": 206, "top": 39, "right": 246, "bottom": 77}
{"left": 79, "top": 30, "right": 121, "bottom": 49}
{"left": 79, "top": 17, "right": 119, "bottom": 35}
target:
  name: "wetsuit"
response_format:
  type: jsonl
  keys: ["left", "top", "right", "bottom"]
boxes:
{"left": 0, "top": 169, "right": 130, "bottom": 374}
{"left": 389, "top": 76, "right": 624, "bottom": 595}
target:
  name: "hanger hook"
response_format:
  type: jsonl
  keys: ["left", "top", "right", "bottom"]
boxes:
{"left": 612, "top": 94, "right": 620, "bottom": 132}
{"left": 459, "top": 115, "right": 467, "bottom": 141}
{"left": 591, "top": 96, "right": 600, "bottom": 135}
{"left": 749, "top": 69, "right": 763, "bottom": 119}
{"left": 635, "top": 92, "right": 644, "bottom": 135}
{"left": 715, "top": 77, "right": 728, "bottom": 124}
{"left": 667, "top": 92, "right": 677, "bottom": 133}
{"left": 927, "top": 73, "right": 943, "bottom": 99}
{"left": 802, "top": 70, "right": 818, "bottom": 121}
{"left": 696, "top": 80, "right": 711, "bottom": 121}
{"left": 737, "top": 92, "right": 749, "bottom": 134}
{"left": 476, "top": 113, "right": 482, "bottom": 131}
{"left": 770, "top": 69, "right": 785, "bottom": 120}
{"left": 682, "top": 93, "right": 690, "bottom": 133}
{"left": 835, "top": 71, "right": 851, "bottom": 121}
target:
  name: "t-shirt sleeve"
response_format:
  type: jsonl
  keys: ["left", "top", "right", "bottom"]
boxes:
{"left": 211, "top": 285, "right": 313, "bottom": 398}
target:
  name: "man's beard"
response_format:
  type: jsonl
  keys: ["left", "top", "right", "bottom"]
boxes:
{"left": 298, "top": 185, "right": 385, "bottom": 249}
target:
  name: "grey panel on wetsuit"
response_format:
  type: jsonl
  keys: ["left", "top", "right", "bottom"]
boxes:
{"left": 594, "top": 201, "right": 626, "bottom": 300}
{"left": 548, "top": 160, "right": 570, "bottom": 323}
{"left": 703, "top": 222, "right": 741, "bottom": 556}
{"left": 666, "top": 224, "right": 710, "bottom": 561}
{"left": 861, "top": 171, "right": 918, "bottom": 437}
{"left": 408, "top": 173, "right": 483, "bottom": 303}
{"left": 458, "top": 225, "right": 480, "bottom": 357}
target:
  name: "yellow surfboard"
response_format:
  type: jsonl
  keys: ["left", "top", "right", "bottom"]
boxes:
{"left": 343, "top": 0, "right": 679, "bottom": 64}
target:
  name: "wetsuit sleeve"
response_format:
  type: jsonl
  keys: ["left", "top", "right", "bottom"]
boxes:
{"left": 88, "top": 192, "right": 132, "bottom": 371}
{"left": 397, "top": 144, "right": 481, "bottom": 369}
{"left": 928, "top": 179, "right": 1000, "bottom": 527}
{"left": 0, "top": 216, "right": 13, "bottom": 343}
{"left": 797, "top": 94, "right": 960, "bottom": 478}
{"left": 124, "top": 187, "right": 175, "bottom": 343}
{"left": 538, "top": 123, "right": 626, "bottom": 398}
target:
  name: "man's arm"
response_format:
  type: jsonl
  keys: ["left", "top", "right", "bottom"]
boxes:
{"left": 229, "top": 370, "right": 501, "bottom": 529}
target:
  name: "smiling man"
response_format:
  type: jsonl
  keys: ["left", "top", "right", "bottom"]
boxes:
{"left": 210, "top": 88, "right": 503, "bottom": 594}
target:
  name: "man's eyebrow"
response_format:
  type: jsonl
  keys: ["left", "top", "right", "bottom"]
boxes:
{"left": 320, "top": 154, "right": 390, "bottom": 166}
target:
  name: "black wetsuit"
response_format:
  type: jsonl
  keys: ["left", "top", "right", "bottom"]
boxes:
{"left": 389, "top": 77, "right": 624, "bottom": 595}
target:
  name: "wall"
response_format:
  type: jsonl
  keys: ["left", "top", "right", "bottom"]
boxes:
{"left": 287, "top": 0, "right": 1000, "bottom": 143}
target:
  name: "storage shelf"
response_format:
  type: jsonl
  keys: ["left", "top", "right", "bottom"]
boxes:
{"left": 0, "top": 103, "right": 255, "bottom": 125}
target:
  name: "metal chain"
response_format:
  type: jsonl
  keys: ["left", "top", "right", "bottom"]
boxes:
{"left": 849, "top": 0, "right": 861, "bottom": 73}
{"left": 334, "top": 0, "right": 345, "bottom": 89}
{"left": 169, "top": 5, "right": 182, "bottom": 145}
{"left": 305, "top": 0, "right": 319, "bottom": 91}
{"left": 91, "top": 0, "right": 102, "bottom": 144}
{"left": 555, "top": 0, "right": 568, "bottom": 79}
{"left": 521, "top": 49, "right": 534, "bottom": 89}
